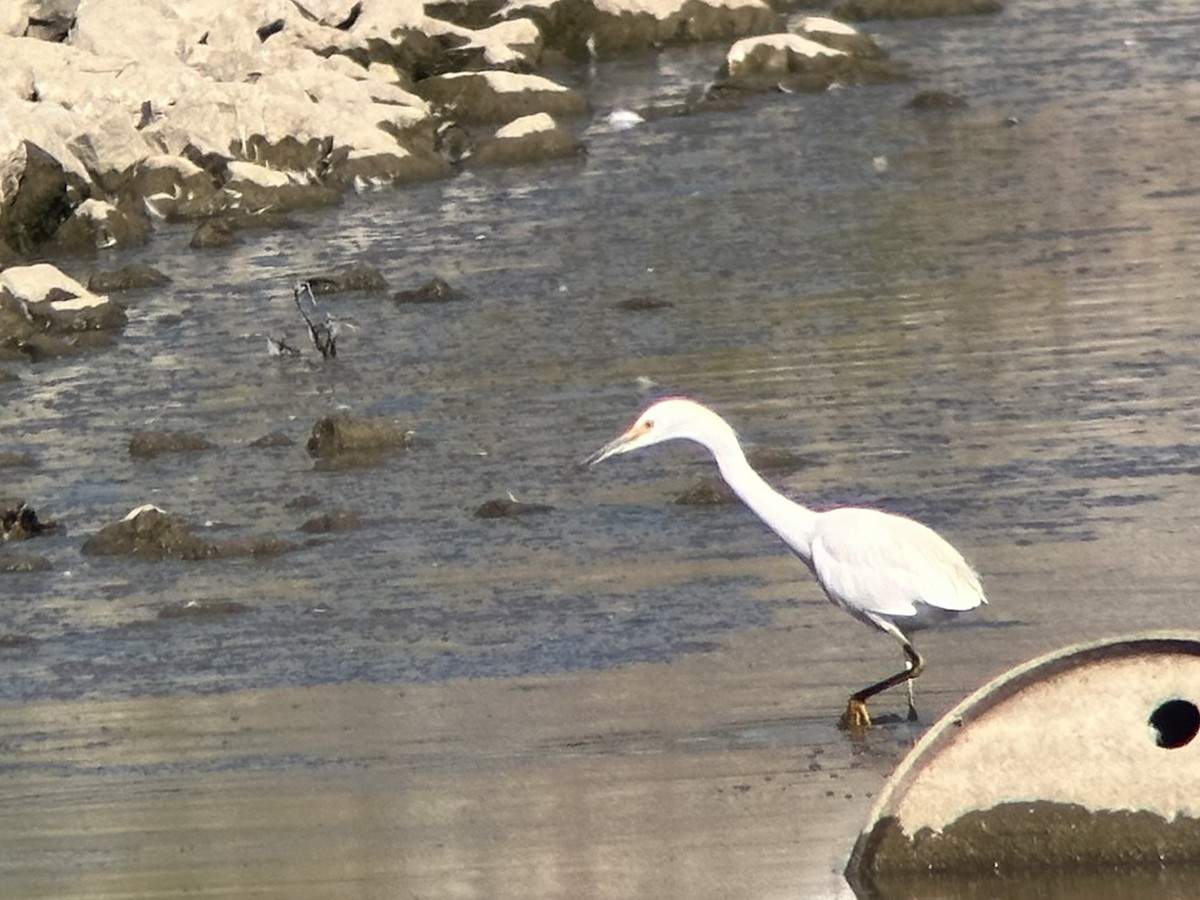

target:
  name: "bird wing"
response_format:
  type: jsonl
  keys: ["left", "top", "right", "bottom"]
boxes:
{"left": 809, "top": 508, "right": 984, "bottom": 620}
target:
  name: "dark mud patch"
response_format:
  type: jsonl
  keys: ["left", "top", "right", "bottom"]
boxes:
{"left": 614, "top": 295, "right": 674, "bottom": 311}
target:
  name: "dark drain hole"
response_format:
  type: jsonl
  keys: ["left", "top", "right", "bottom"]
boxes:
{"left": 1149, "top": 698, "right": 1200, "bottom": 749}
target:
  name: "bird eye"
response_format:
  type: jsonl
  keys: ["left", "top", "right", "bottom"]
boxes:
{"left": 644, "top": 419, "right": 654, "bottom": 429}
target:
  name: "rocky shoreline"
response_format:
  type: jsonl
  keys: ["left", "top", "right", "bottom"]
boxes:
{"left": 0, "top": 0, "right": 996, "bottom": 264}
{"left": 0, "top": 0, "right": 1000, "bottom": 572}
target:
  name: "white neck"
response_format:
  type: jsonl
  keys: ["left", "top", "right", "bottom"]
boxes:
{"left": 696, "top": 421, "right": 819, "bottom": 561}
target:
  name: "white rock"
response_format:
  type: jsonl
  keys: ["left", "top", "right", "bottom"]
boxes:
{"left": 0, "top": 263, "right": 109, "bottom": 309}
{"left": 225, "top": 160, "right": 293, "bottom": 188}
{"left": 440, "top": 70, "right": 574, "bottom": 94}
{"left": 470, "top": 18, "right": 542, "bottom": 67}
{"left": 496, "top": 112, "right": 557, "bottom": 138}
{"left": 796, "top": 15, "right": 859, "bottom": 37}
{"left": 727, "top": 33, "right": 845, "bottom": 68}
{"left": 75, "top": 197, "right": 117, "bottom": 220}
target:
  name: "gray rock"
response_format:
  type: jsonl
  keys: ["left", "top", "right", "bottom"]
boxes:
{"left": 82, "top": 505, "right": 294, "bottom": 561}
{"left": 87, "top": 264, "right": 171, "bottom": 293}
{"left": 128, "top": 431, "right": 218, "bottom": 458}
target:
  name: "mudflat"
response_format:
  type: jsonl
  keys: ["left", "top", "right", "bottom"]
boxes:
{"left": 0, "top": 608, "right": 961, "bottom": 900}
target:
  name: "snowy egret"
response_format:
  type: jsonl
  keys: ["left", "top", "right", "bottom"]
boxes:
{"left": 585, "top": 397, "right": 986, "bottom": 732}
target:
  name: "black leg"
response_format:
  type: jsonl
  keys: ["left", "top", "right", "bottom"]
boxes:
{"left": 839, "top": 642, "right": 925, "bottom": 733}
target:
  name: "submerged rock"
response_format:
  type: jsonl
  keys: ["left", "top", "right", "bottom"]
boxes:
{"left": 304, "top": 266, "right": 388, "bottom": 295}
{"left": 392, "top": 276, "right": 467, "bottom": 304}
{"left": 0, "top": 451, "right": 36, "bottom": 468}
{"left": 129, "top": 430, "right": 218, "bottom": 458}
{"left": 614, "top": 295, "right": 674, "bottom": 310}
{"left": 0, "top": 553, "right": 52, "bottom": 573}
{"left": 306, "top": 414, "right": 416, "bottom": 461}
{"left": 285, "top": 494, "right": 322, "bottom": 510}
{"left": 87, "top": 264, "right": 171, "bottom": 293}
{"left": 675, "top": 478, "right": 736, "bottom": 505}
{"left": 472, "top": 113, "right": 584, "bottom": 166}
{"left": 474, "top": 496, "right": 555, "bottom": 518}
{"left": 675, "top": 447, "right": 811, "bottom": 504}
{"left": 909, "top": 89, "right": 970, "bottom": 110}
{"left": 249, "top": 430, "right": 295, "bottom": 449}
{"left": 82, "top": 504, "right": 294, "bottom": 560}
{"left": 158, "top": 600, "right": 251, "bottom": 619}
{"left": 0, "top": 499, "right": 59, "bottom": 540}
{"left": 300, "top": 510, "right": 363, "bottom": 533}
{"left": 189, "top": 218, "right": 242, "bottom": 249}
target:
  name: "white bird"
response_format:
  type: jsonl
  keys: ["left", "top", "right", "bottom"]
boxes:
{"left": 585, "top": 396, "right": 986, "bottom": 732}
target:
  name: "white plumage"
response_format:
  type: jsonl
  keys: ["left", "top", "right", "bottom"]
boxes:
{"left": 586, "top": 396, "right": 987, "bottom": 731}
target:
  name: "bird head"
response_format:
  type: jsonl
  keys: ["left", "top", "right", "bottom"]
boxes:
{"left": 585, "top": 396, "right": 725, "bottom": 466}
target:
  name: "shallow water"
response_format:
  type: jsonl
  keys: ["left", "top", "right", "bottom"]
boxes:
{"left": 3, "top": 0, "right": 1200, "bottom": 896}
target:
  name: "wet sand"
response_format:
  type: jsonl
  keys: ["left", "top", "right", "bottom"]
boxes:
{"left": 5, "top": 2, "right": 1200, "bottom": 895}
{"left": 0, "top": 608, "right": 977, "bottom": 900}
{"left": 4, "top": 499, "right": 1199, "bottom": 899}
{"left": 0, "top": 530, "right": 1172, "bottom": 900}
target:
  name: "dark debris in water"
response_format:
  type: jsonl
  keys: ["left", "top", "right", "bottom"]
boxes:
{"left": 613, "top": 295, "right": 674, "bottom": 311}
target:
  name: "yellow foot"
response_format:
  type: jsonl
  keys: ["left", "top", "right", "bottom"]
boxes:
{"left": 838, "top": 698, "right": 872, "bottom": 737}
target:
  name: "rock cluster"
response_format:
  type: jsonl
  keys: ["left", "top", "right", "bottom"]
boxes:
{"left": 81, "top": 504, "right": 295, "bottom": 560}
{"left": 0, "top": 0, "right": 1002, "bottom": 260}
{"left": 0, "top": 0, "right": 772, "bottom": 260}
{"left": 0, "top": 263, "right": 126, "bottom": 360}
